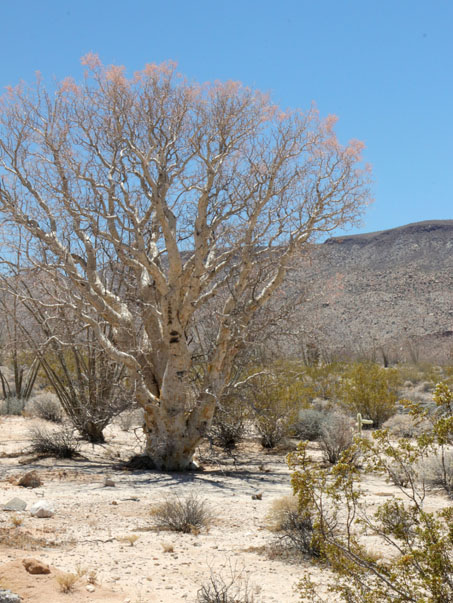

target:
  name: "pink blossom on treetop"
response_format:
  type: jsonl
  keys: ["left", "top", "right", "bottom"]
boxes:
{"left": 222, "top": 80, "right": 242, "bottom": 95}
{"left": 142, "top": 60, "right": 177, "bottom": 78}
{"left": 324, "top": 114, "right": 339, "bottom": 133}
{"left": 80, "top": 52, "right": 102, "bottom": 69}
{"left": 261, "top": 103, "right": 278, "bottom": 122}
{"left": 208, "top": 80, "right": 242, "bottom": 100}
{"left": 325, "top": 134, "right": 341, "bottom": 152}
{"left": 105, "top": 64, "right": 127, "bottom": 85}
{"left": 59, "top": 77, "right": 80, "bottom": 95}
{"left": 345, "top": 138, "right": 365, "bottom": 160}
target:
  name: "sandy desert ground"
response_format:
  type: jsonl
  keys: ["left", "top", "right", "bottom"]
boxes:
{"left": 0, "top": 415, "right": 314, "bottom": 603}
{"left": 0, "top": 414, "right": 450, "bottom": 603}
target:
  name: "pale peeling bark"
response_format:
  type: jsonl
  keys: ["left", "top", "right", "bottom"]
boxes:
{"left": 0, "top": 58, "right": 370, "bottom": 470}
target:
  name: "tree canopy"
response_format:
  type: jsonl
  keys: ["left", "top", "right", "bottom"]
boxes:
{"left": 0, "top": 56, "right": 371, "bottom": 469}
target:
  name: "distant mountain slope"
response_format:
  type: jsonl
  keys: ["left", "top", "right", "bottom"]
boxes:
{"left": 292, "top": 220, "right": 453, "bottom": 363}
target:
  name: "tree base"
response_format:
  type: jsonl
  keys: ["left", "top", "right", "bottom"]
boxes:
{"left": 122, "top": 454, "right": 202, "bottom": 472}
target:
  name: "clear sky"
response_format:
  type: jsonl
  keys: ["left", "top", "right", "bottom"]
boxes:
{"left": 1, "top": 0, "right": 452, "bottom": 235}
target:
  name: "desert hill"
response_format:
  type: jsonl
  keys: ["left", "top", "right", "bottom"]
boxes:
{"left": 292, "top": 220, "right": 453, "bottom": 363}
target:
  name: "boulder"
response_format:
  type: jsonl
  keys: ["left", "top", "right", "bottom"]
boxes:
{"left": 18, "top": 471, "right": 42, "bottom": 488}
{"left": 22, "top": 558, "right": 50, "bottom": 575}
{"left": 0, "top": 589, "right": 22, "bottom": 603}
{"left": 2, "top": 498, "right": 27, "bottom": 512}
{"left": 29, "top": 500, "right": 54, "bottom": 518}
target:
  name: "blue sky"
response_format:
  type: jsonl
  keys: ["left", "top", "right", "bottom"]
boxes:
{"left": 1, "top": 0, "right": 451, "bottom": 235}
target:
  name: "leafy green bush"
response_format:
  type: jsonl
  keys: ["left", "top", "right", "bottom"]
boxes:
{"left": 337, "top": 362, "right": 400, "bottom": 427}
{"left": 247, "top": 364, "right": 302, "bottom": 448}
{"left": 288, "top": 382, "right": 453, "bottom": 603}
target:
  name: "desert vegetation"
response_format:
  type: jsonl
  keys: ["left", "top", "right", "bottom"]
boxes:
{"left": 0, "top": 59, "right": 451, "bottom": 603}
{"left": 0, "top": 356, "right": 452, "bottom": 601}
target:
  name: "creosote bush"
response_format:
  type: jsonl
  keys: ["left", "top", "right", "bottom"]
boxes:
{"left": 288, "top": 382, "right": 453, "bottom": 602}
{"left": 150, "top": 493, "right": 212, "bottom": 533}
{"left": 247, "top": 364, "right": 306, "bottom": 449}
{"left": 28, "top": 424, "right": 80, "bottom": 458}
{"left": 337, "top": 362, "right": 400, "bottom": 427}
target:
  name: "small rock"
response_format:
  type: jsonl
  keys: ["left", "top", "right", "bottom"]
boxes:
{"left": 2, "top": 498, "right": 27, "bottom": 512}
{"left": 251, "top": 492, "right": 263, "bottom": 500}
{"left": 22, "top": 558, "right": 51, "bottom": 575}
{"left": 104, "top": 478, "right": 115, "bottom": 487}
{"left": 0, "top": 589, "right": 22, "bottom": 602}
{"left": 111, "top": 500, "right": 118, "bottom": 505}
{"left": 86, "top": 585, "right": 95, "bottom": 593}
{"left": 18, "top": 471, "right": 42, "bottom": 489}
{"left": 30, "top": 500, "right": 55, "bottom": 518}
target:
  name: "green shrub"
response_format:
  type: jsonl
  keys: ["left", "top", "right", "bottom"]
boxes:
{"left": 288, "top": 383, "right": 453, "bottom": 603}
{"left": 337, "top": 362, "right": 400, "bottom": 427}
{"left": 248, "top": 366, "right": 301, "bottom": 448}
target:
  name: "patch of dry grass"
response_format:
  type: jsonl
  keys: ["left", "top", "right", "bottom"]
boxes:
{"left": 55, "top": 572, "right": 79, "bottom": 593}
{"left": 150, "top": 493, "right": 213, "bottom": 534}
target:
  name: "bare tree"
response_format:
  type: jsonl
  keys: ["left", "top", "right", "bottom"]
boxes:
{"left": 0, "top": 261, "right": 131, "bottom": 442}
{"left": 0, "top": 56, "right": 370, "bottom": 469}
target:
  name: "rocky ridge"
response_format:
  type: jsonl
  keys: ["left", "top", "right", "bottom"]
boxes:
{"left": 292, "top": 220, "right": 453, "bottom": 363}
